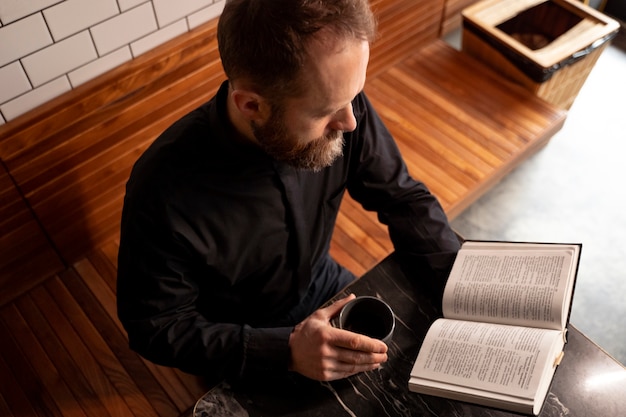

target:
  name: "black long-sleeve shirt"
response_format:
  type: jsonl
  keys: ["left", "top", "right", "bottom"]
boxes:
{"left": 116, "top": 81, "right": 460, "bottom": 383}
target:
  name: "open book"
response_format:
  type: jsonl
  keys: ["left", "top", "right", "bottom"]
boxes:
{"left": 408, "top": 241, "right": 581, "bottom": 415}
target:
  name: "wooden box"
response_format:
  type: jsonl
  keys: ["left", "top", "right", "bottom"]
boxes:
{"left": 461, "top": 0, "right": 619, "bottom": 109}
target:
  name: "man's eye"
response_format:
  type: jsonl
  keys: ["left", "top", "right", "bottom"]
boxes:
{"left": 314, "top": 111, "right": 332, "bottom": 119}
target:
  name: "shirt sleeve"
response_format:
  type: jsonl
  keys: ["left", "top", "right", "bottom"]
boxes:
{"left": 116, "top": 190, "right": 293, "bottom": 384}
{"left": 346, "top": 92, "right": 461, "bottom": 278}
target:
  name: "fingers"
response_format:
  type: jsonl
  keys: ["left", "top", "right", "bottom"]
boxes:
{"left": 319, "top": 359, "right": 383, "bottom": 381}
{"left": 316, "top": 338, "right": 388, "bottom": 381}
{"left": 321, "top": 293, "right": 356, "bottom": 319}
{"left": 331, "top": 327, "right": 388, "bottom": 354}
{"left": 333, "top": 344, "right": 387, "bottom": 367}
{"left": 323, "top": 329, "right": 388, "bottom": 379}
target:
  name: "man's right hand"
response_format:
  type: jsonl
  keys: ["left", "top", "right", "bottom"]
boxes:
{"left": 287, "top": 294, "right": 388, "bottom": 381}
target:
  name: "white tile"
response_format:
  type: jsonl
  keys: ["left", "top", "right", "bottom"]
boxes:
{"left": 187, "top": 1, "right": 224, "bottom": 30}
{"left": 22, "top": 31, "right": 97, "bottom": 87}
{"left": 153, "top": 0, "right": 213, "bottom": 27}
{"left": 91, "top": 2, "right": 157, "bottom": 55}
{"left": 44, "top": 0, "right": 119, "bottom": 41}
{"left": 68, "top": 46, "right": 132, "bottom": 87}
{"left": 118, "top": 0, "right": 148, "bottom": 12}
{"left": 0, "top": 61, "right": 31, "bottom": 103}
{"left": 0, "top": 76, "right": 71, "bottom": 121}
{"left": 0, "top": 13, "right": 52, "bottom": 67}
{"left": 0, "top": 0, "right": 62, "bottom": 24}
{"left": 131, "top": 19, "right": 188, "bottom": 57}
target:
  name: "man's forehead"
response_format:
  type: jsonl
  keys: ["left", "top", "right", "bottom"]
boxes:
{"left": 301, "top": 37, "right": 368, "bottom": 101}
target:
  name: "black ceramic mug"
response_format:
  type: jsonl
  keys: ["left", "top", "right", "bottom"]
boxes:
{"left": 332, "top": 296, "right": 395, "bottom": 344}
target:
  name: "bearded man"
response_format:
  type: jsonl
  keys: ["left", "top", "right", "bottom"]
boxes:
{"left": 117, "top": 0, "right": 460, "bottom": 386}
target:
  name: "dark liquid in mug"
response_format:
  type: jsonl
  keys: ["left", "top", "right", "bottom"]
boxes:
{"left": 343, "top": 305, "right": 390, "bottom": 339}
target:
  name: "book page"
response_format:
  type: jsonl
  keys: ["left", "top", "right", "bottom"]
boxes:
{"left": 442, "top": 243, "right": 578, "bottom": 330}
{"left": 410, "top": 319, "right": 564, "bottom": 400}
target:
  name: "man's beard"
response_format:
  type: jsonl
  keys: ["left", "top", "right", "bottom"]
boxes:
{"left": 251, "top": 109, "right": 345, "bottom": 172}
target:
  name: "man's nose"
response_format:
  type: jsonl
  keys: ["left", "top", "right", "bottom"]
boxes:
{"left": 329, "top": 104, "right": 357, "bottom": 133}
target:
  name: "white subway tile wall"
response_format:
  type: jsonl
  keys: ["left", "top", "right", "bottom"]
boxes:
{"left": 118, "top": 0, "right": 148, "bottom": 12}
{"left": 44, "top": 0, "right": 119, "bottom": 41}
{"left": 0, "top": 13, "right": 53, "bottom": 67}
{"left": 188, "top": 2, "right": 225, "bottom": 30}
{"left": 0, "top": 0, "right": 225, "bottom": 123}
{"left": 91, "top": 3, "right": 158, "bottom": 55}
{"left": 0, "top": 0, "right": 61, "bottom": 25}
{"left": 130, "top": 19, "right": 188, "bottom": 57}
{"left": 0, "top": 62, "right": 31, "bottom": 104}
{"left": 22, "top": 30, "right": 97, "bottom": 87}
{"left": 152, "top": 0, "right": 214, "bottom": 27}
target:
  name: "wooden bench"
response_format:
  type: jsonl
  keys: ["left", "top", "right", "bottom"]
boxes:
{"left": 0, "top": 1, "right": 568, "bottom": 416}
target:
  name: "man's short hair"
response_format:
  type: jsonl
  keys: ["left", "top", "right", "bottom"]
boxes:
{"left": 217, "top": 0, "right": 377, "bottom": 100}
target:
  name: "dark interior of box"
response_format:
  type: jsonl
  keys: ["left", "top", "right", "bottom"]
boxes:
{"left": 496, "top": 1, "right": 583, "bottom": 50}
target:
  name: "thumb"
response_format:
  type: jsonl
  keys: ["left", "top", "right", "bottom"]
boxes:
{"left": 324, "top": 293, "right": 356, "bottom": 320}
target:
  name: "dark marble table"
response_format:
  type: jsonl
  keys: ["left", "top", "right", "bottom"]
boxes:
{"left": 194, "top": 253, "right": 626, "bottom": 417}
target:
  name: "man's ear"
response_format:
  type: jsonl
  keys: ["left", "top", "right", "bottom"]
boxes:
{"left": 230, "top": 88, "right": 271, "bottom": 123}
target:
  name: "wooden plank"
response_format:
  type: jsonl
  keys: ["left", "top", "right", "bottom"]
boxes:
{"left": 28, "top": 285, "right": 136, "bottom": 416}
{"left": 0, "top": 350, "right": 38, "bottom": 417}
{"left": 336, "top": 211, "right": 389, "bottom": 261}
{"left": 46, "top": 276, "right": 172, "bottom": 417}
{"left": 330, "top": 193, "right": 396, "bottom": 276}
{"left": 0, "top": 392, "right": 14, "bottom": 417}
{"left": 339, "top": 196, "right": 393, "bottom": 253}
{"left": 330, "top": 224, "right": 379, "bottom": 273}
{"left": 42, "top": 191, "right": 125, "bottom": 264}
{"left": 66, "top": 259, "right": 205, "bottom": 411}
{"left": 329, "top": 240, "right": 369, "bottom": 277}
{"left": 100, "top": 239, "right": 121, "bottom": 270}
{"left": 366, "top": 70, "right": 513, "bottom": 165}
{"left": 72, "top": 258, "right": 124, "bottom": 332}
{"left": 59, "top": 266, "right": 193, "bottom": 413}
{"left": 13, "top": 292, "right": 114, "bottom": 417}
{"left": 86, "top": 248, "right": 119, "bottom": 294}
{"left": 0, "top": 304, "right": 87, "bottom": 417}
